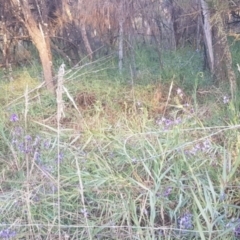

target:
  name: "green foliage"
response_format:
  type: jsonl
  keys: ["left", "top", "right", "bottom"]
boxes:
{"left": 127, "top": 44, "right": 213, "bottom": 91}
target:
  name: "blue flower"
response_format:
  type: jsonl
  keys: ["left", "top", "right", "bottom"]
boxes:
{"left": 25, "top": 135, "right": 32, "bottom": 141}
{"left": 10, "top": 113, "right": 19, "bottom": 122}
{"left": 234, "top": 219, "right": 240, "bottom": 237}
{"left": 34, "top": 151, "right": 41, "bottom": 162}
{"left": 56, "top": 152, "right": 64, "bottom": 163}
{"left": 43, "top": 139, "right": 51, "bottom": 149}
{"left": 178, "top": 213, "right": 193, "bottom": 230}
{"left": 0, "top": 229, "right": 16, "bottom": 238}
{"left": 163, "top": 187, "right": 172, "bottom": 197}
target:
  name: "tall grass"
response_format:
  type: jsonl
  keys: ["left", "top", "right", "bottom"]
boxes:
{"left": 0, "top": 46, "right": 240, "bottom": 239}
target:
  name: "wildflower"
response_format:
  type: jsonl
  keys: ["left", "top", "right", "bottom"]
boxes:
{"left": 178, "top": 213, "right": 193, "bottom": 230}
{"left": 234, "top": 219, "right": 240, "bottom": 237}
{"left": 202, "top": 140, "right": 211, "bottom": 151}
{"left": 164, "top": 118, "right": 173, "bottom": 127}
{"left": 17, "top": 142, "right": 25, "bottom": 153}
{"left": 80, "top": 208, "right": 88, "bottom": 218}
{"left": 163, "top": 187, "right": 172, "bottom": 197}
{"left": 156, "top": 116, "right": 182, "bottom": 130}
{"left": 56, "top": 152, "right": 64, "bottom": 163}
{"left": 34, "top": 151, "right": 41, "bottom": 162}
{"left": 32, "top": 135, "right": 41, "bottom": 147}
{"left": 174, "top": 117, "right": 182, "bottom": 125}
{"left": 13, "top": 126, "right": 23, "bottom": 136}
{"left": 223, "top": 96, "right": 230, "bottom": 104}
{"left": 0, "top": 229, "right": 16, "bottom": 238}
{"left": 43, "top": 139, "right": 51, "bottom": 149}
{"left": 41, "top": 165, "right": 54, "bottom": 175}
{"left": 10, "top": 113, "right": 19, "bottom": 122}
{"left": 131, "top": 158, "right": 138, "bottom": 164}
{"left": 185, "top": 139, "right": 211, "bottom": 156}
{"left": 156, "top": 117, "right": 165, "bottom": 126}
{"left": 177, "top": 88, "right": 184, "bottom": 99}
{"left": 25, "top": 135, "right": 32, "bottom": 141}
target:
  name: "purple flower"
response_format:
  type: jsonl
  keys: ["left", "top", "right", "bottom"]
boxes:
{"left": 10, "top": 113, "right": 19, "bottom": 122}
{"left": 202, "top": 140, "right": 211, "bottom": 151}
{"left": 56, "top": 152, "right": 64, "bottom": 163}
{"left": 17, "top": 142, "right": 25, "bottom": 153}
{"left": 43, "top": 139, "right": 51, "bottom": 149}
{"left": 163, "top": 187, "right": 172, "bottom": 197}
{"left": 80, "top": 208, "right": 88, "bottom": 218}
{"left": 25, "top": 135, "right": 32, "bottom": 141}
{"left": 165, "top": 119, "right": 173, "bottom": 127}
{"left": 184, "top": 139, "right": 212, "bottom": 156}
{"left": 156, "top": 116, "right": 181, "bottom": 129}
{"left": 0, "top": 229, "right": 16, "bottom": 238}
{"left": 178, "top": 213, "right": 193, "bottom": 230}
{"left": 174, "top": 117, "right": 182, "bottom": 125}
{"left": 13, "top": 126, "right": 23, "bottom": 136}
{"left": 34, "top": 151, "right": 41, "bottom": 162}
{"left": 234, "top": 219, "right": 240, "bottom": 237}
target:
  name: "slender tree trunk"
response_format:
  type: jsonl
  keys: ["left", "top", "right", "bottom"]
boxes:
{"left": 118, "top": 18, "right": 124, "bottom": 74}
{"left": 164, "top": 0, "right": 176, "bottom": 51}
{"left": 200, "top": 0, "right": 214, "bottom": 72}
{"left": 153, "top": 19, "right": 164, "bottom": 69}
{"left": 196, "top": 6, "right": 201, "bottom": 51}
{"left": 80, "top": 20, "right": 93, "bottom": 61}
{"left": 128, "top": 31, "right": 137, "bottom": 78}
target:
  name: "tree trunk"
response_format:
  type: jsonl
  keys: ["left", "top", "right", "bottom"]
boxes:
{"left": 80, "top": 20, "right": 93, "bottom": 61}
{"left": 163, "top": 0, "right": 176, "bottom": 51}
{"left": 200, "top": 0, "right": 237, "bottom": 98}
{"left": 10, "top": 0, "right": 55, "bottom": 93}
{"left": 212, "top": 1, "right": 237, "bottom": 98}
{"left": 27, "top": 22, "right": 54, "bottom": 93}
{"left": 34, "top": 34, "right": 54, "bottom": 93}
{"left": 118, "top": 18, "right": 124, "bottom": 74}
{"left": 199, "top": 0, "right": 214, "bottom": 72}
{"left": 128, "top": 31, "right": 137, "bottom": 78}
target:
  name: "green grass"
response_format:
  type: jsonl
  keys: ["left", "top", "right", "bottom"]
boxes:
{"left": 0, "top": 46, "right": 240, "bottom": 239}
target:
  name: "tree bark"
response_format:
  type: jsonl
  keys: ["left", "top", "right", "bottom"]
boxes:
{"left": 211, "top": 1, "right": 237, "bottom": 98}
{"left": 32, "top": 29, "right": 54, "bottom": 93}
{"left": 199, "top": 0, "right": 214, "bottom": 72}
{"left": 10, "top": 0, "right": 55, "bottom": 93}
{"left": 80, "top": 20, "right": 93, "bottom": 61}
{"left": 200, "top": 0, "right": 237, "bottom": 98}
{"left": 118, "top": 18, "right": 124, "bottom": 74}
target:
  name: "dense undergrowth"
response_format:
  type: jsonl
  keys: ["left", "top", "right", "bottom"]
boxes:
{"left": 0, "top": 45, "right": 240, "bottom": 239}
